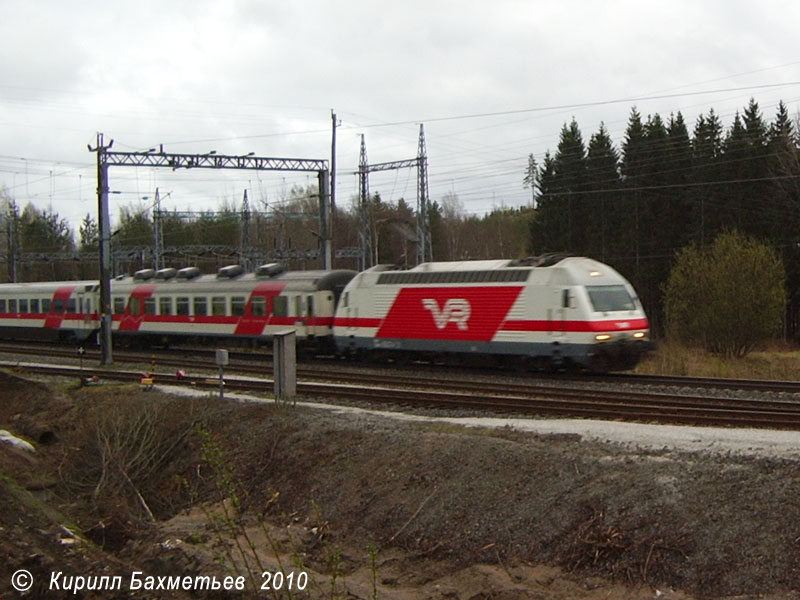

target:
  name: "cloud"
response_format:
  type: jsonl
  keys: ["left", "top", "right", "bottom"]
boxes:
{"left": 1, "top": 0, "right": 800, "bottom": 229}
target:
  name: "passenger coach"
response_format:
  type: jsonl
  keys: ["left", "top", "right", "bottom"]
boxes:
{"left": 0, "top": 264, "right": 356, "bottom": 349}
{"left": 109, "top": 264, "right": 355, "bottom": 348}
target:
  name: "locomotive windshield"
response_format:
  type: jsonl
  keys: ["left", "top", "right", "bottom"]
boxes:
{"left": 586, "top": 285, "right": 636, "bottom": 312}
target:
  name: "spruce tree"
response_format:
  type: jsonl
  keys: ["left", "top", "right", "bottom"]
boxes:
{"left": 619, "top": 108, "right": 648, "bottom": 294}
{"left": 530, "top": 121, "right": 588, "bottom": 254}
{"left": 586, "top": 122, "right": 620, "bottom": 261}
{"left": 741, "top": 98, "right": 771, "bottom": 239}
{"left": 722, "top": 111, "right": 749, "bottom": 231}
{"left": 767, "top": 100, "right": 800, "bottom": 336}
{"left": 691, "top": 109, "right": 724, "bottom": 245}
{"left": 529, "top": 151, "right": 561, "bottom": 253}
{"left": 552, "top": 118, "right": 588, "bottom": 253}
{"left": 666, "top": 112, "right": 693, "bottom": 250}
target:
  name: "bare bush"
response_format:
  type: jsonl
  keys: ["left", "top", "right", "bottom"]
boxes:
{"left": 62, "top": 391, "right": 218, "bottom": 527}
{"left": 664, "top": 230, "right": 785, "bottom": 357}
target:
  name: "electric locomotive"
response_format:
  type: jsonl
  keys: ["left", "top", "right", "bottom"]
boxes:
{"left": 333, "top": 254, "right": 651, "bottom": 371}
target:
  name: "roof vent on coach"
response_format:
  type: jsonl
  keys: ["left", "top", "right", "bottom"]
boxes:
{"left": 156, "top": 267, "right": 177, "bottom": 280}
{"left": 134, "top": 268, "right": 155, "bottom": 280}
{"left": 509, "top": 253, "right": 573, "bottom": 268}
{"left": 255, "top": 263, "right": 286, "bottom": 277}
{"left": 217, "top": 264, "right": 244, "bottom": 279}
{"left": 176, "top": 266, "right": 202, "bottom": 280}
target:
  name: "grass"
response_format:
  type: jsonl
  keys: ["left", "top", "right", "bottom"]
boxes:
{"left": 633, "top": 340, "right": 800, "bottom": 380}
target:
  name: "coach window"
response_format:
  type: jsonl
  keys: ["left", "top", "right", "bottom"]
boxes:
{"left": 19, "top": 299, "right": 28, "bottom": 313}
{"left": 212, "top": 296, "right": 227, "bottom": 316}
{"left": 193, "top": 297, "right": 208, "bottom": 316}
{"left": 30, "top": 299, "right": 40, "bottom": 313}
{"left": 8, "top": 299, "right": 17, "bottom": 313}
{"left": 176, "top": 297, "right": 190, "bottom": 316}
{"left": 231, "top": 296, "right": 246, "bottom": 316}
{"left": 159, "top": 297, "right": 173, "bottom": 316}
{"left": 0, "top": 299, "right": 6, "bottom": 313}
{"left": 41, "top": 298, "right": 51, "bottom": 313}
{"left": 306, "top": 296, "right": 314, "bottom": 316}
{"left": 144, "top": 298, "right": 156, "bottom": 315}
{"left": 250, "top": 296, "right": 266, "bottom": 317}
{"left": 113, "top": 297, "right": 125, "bottom": 315}
{"left": 273, "top": 296, "right": 288, "bottom": 317}
{"left": 67, "top": 298, "right": 77, "bottom": 313}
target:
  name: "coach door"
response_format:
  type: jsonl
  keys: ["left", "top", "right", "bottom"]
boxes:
{"left": 548, "top": 288, "right": 568, "bottom": 337}
{"left": 73, "top": 289, "right": 95, "bottom": 340}
{"left": 342, "top": 292, "right": 357, "bottom": 333}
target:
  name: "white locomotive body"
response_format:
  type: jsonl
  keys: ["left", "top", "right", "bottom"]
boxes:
{"left": 333, "top": 255, "right": 651, "bottom": 371}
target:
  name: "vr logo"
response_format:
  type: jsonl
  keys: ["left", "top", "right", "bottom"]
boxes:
{"left": 422, "top": 298, "right": 471, "bottom": 330}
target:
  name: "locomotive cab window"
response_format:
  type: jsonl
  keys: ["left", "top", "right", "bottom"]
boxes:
{"left": 113, "top": 297, "right": 125, "bottom": 315}
{"left": 128, "top": 298, "right": 141, "bottom": 316}
{"left": 586, "top": 285, "right": 635, "bottom": 312}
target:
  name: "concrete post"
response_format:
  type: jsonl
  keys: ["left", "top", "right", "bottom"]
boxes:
{"left": 273, "top": 330, "right": 296, "bottom": 403}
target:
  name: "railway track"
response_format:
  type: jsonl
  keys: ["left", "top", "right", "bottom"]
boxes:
{"left": 3, "top": 342, "right": 800, "bottom": 430}
{"left": 2, "top": 341, "right": 800, "bottom": 396}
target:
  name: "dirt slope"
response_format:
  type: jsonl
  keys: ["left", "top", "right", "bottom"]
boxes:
{"left": 1, "top": 370, "right": 800, "bottom": 599}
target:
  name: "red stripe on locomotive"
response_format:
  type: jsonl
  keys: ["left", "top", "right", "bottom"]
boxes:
{"left": 501, "top": 317, "right": 650, "bottom": 333}
{"left": 375, "top": 286, "right": 524, "bottom": 342}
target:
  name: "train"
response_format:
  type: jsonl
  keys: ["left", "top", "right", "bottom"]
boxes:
{"left": 0, "top": 254, "right": 652, "bottom": 372}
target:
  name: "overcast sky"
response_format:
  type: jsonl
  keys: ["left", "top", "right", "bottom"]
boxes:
{"left": 1, "top": 0, "right": 799, "bottom": 234}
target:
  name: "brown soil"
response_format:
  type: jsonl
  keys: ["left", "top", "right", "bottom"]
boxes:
{"left": 1, "top": 369, "right": 800, "bottom": 599}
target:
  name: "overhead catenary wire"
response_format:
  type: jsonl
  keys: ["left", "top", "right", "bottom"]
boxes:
{"left": 1, "top": 79, "right": 800, "bottom": 232}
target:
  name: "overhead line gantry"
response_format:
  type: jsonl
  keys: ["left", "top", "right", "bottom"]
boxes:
{"left": 90, "top": 135, "right": 332, "bottom": 365}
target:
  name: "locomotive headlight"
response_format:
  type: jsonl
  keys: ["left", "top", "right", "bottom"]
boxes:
{"left": 633, "top": 331, "right": 646, "bottom": 339}
{"left": 595, "top": 334, "right": 611, "bottom": 341}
